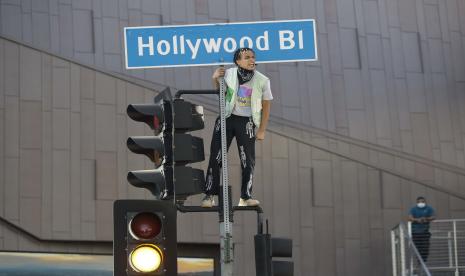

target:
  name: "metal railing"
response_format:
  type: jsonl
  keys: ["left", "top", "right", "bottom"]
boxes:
{"left": 392, "top": 222, "right": 432, "bottom": 276}
{"left": 392, "top": 219, "right": 465, "bottom": 276}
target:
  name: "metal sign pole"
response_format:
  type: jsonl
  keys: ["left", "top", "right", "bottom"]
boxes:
{"left": 219, "top": 76, "right": 233, "bottom": 276}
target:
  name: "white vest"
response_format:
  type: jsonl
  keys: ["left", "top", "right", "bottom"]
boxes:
{"left": 224, "top": 67, "right": 269, "bottom": 128}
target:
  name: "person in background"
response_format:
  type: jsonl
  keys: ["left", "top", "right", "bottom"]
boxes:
{"left": 201, "top": 47, "right": 273, "bottom": 208}
{"left": 408, "top": 196, "right": 435, "bottom": 262}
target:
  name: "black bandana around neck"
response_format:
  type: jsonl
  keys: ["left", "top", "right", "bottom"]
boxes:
{"left": 237, "top": 66, "right": 254, "bottom": 85}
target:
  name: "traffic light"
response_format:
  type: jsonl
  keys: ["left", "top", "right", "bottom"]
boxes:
{"left": 255, "top": 233, "right": 294, "bottom": 276}
{"left": 113, "top": 200, "right": 177, "bottom": 276}
{"left": 126, "top": 89, "right": 205, "bottom": 201}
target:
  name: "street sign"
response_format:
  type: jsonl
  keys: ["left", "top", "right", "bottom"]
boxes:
{"left": 124, "top": 19, "right": 317, "bottom": 69}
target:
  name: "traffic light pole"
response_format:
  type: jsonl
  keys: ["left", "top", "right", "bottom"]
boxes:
{"left": 218, "top": 76, "right": 234, "bottom": 276}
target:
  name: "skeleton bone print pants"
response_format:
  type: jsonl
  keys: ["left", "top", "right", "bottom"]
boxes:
{"left": 204, "top": 115, "right": 256, "bottom": 199}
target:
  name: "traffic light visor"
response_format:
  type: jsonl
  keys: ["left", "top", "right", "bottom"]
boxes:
{"left": 129, "top": 244, "right": 163, "bottom": 273}
{"left": 127, "top": 103, "right": 171, "bottom": 135}
{"left": 129, "top": 212, "right": 162, "bottom": 240}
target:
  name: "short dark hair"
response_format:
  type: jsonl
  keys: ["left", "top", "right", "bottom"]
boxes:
{"left": 233, "top": 47, "right": 255, "bottom": 65}
{"left": 417, "top": 196, "right": 426, "bottom": 201}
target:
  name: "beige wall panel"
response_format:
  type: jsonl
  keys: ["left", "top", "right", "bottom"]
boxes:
{"left": 382, "top": 173, "right": 402, "bottom": 209}
{"left": 369, "top": 228, "right": 388, "bottom": 275}
{"left": 5, "top": 96, "right": 19, "bottom": 157}
{"left": 70, "top": 112, "right": 81, "bottom": 239}
{"left": 298, "top": 167, "right": 314, "bottom": 227}
{"left": 314, "top": 207, "right": 337, "bottom": 276}
{"left": 95, "top": 200, "right": 112, "bottom": 240}
{"left": 4, "top": 157, "right": 19, "bottom": 221}
{"left": 51, "top": 58, "right": 70, "bottom": 109}
{"left": 270, "top": 132, "right": 288, "bottom": 159}
{"left": 298, "top": 143, "right": 312, "bottom": 168}
{"left": 260, "top": 134, "right": 274, "bottom": 218}
{"left": 0, "top": 109, "right": 4, "bottom": 216}
{"left": 300, "top": 227, "right": 316, "bottom": 275}
{"left": 370, "top": 70, "right": 391, "bottom": 140}
{"left": 288, "top": 141, "right": 302, "bottom": 245}
{"left": 433, "top": 73, "right": 454, "bottom": 142}
{"left": 241, "top": 212, "right": 258, "bottom": 276}
{"left": 2, "top": 225, "right": 19, "bottom": 250}
{"left": 19, "top": 197, "right": 41, "bottom": 235}
{"left": 70, "top": 64, "right": 81, "bottom": 113}
{"left": 80, "top": 99, "right": 96, "bottom": 160}
{"left": 440, "top": 141, "right": 458, "bottom": 165}
{"left": 19, "top": 46, "right": 41, "bottom": 101}
{"left": 357, "top": 166, "right": 371, "bottom": 247}
{"left": 95, "top": 72, "right": 116, "bottom": 105}
{"left": 20, "top": 101, "right": 41, "bottom": 149}
{"left": 96, "top": 151, "right": 117, "bottom": 200}
{"left": 332, "top": 157, "right": 345, "bottom": 248}
{"left": 0, "top": 39, "right": 4, "bottom": 108}
{"left": 313, "top": 159, "right": 334, "bottom": 207}
{"left": 348, "top": 109, "right": 368, "bottom": 141}
{"left": 95, "top": 104, "right": 116, "bottom": 151}
{"left": 41, "top": 55, "right": 52, "bottom": 111}
{"left": 116, "top": 80, "right": 126, "bottom": 115}
{"left": 271, "top": 158, "right": 291, "bottom": 237}
{"left": 41, "top": 111, "right": 52, "bottom": 238}
{"left": 80, "top": 159, "right": 96, "bottom": 222}
{"left": 81, "top": 221, "right": 96, "bottom": 240}
{"left": 411, "top": 113, "right": 433, "bottom": 159}
{"left": 51, "top": 149, "right": 70, "bottom": 237}
{"left": 80, "top": 67, "right": 95, "bottom": 100}
{"left": 367, "top": 169, "right": 383, "bottom": 229}
{"left": 344, "top": 239, "right": 362, "bottom": 276}
{"left": 4, "top": 40, "right": 19, "bottom": 96}
{"left": 52, "top": 109, "right": 70, "bottom": 150}
{"left": 232, "top": 243, "right": 245, "bottom": 276}
{"left": 19, "top": 149, "right": 41, "bottom": 198}
{"left": 341, "top": 161, "right": 361, "bottom": 239}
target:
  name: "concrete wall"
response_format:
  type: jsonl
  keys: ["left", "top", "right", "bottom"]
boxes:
{"left": 1, "top": 0, "right": 465, "bottom": 275}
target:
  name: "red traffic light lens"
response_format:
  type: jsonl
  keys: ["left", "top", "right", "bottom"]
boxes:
{"left": 129, "top": 212, "right": 162, "bottom": 240}
{"left": 153, "top": 116, "right": 161, "bottom": 132}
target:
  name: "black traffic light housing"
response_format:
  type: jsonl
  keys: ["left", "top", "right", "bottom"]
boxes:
{"left": 126, "top": 88, "right": 205, "bottom": 201}
{"left": 255, "top": 233, "right": 294, "bottom": 276}
{"left": 114, "top": 200, "right": 177, "bottom": 276}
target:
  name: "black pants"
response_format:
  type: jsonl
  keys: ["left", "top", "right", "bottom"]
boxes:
{"left": 412, "top": 232, "right": 431, "bottom": 262}
{"left": 204, "top": 115, "right": 256, "bottom": 199}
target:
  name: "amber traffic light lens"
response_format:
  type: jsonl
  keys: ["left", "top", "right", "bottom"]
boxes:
{"left": 129, "top": 244, "right": 163, "bottom": 273}
{"left": 129, "top": 212, "right": 162, "bottom": 240}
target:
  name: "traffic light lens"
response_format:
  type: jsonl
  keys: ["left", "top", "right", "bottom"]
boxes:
{"left": 153, "top": 116, "right": 161, "bottom": 132}
{"left": 130, "top": 212, "right": 162, "bottom": 240}
{"left": 129, "top": 244, "right": 163, "bottom": 273}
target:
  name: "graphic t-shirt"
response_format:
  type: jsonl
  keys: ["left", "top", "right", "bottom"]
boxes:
{"left": 231, "top": 78, "right": 273, "bottom": 117}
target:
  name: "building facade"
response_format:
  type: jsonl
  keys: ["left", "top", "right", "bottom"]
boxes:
{"left": 1, "top": 0, "right": 465, "bottom": 275}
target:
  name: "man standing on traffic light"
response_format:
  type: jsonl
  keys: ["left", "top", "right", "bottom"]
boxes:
{"left": 201, "top": 47, "right": 273, "bottom": 207}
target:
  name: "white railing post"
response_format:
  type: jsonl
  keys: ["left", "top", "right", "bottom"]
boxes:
{"left": 399, "top": 225, "right": 407, "bottom": 276}
{"left": 448, "top": 231, "right": 453, "bottom": 268}
{"left": 391, "top": 230, "right": 398, "bottom": 276}
{"left": 406, "top": 222, "right": 414, "bottom": 275}
{"left": 453, "top": 221, "right": 459, "bottom": 276}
